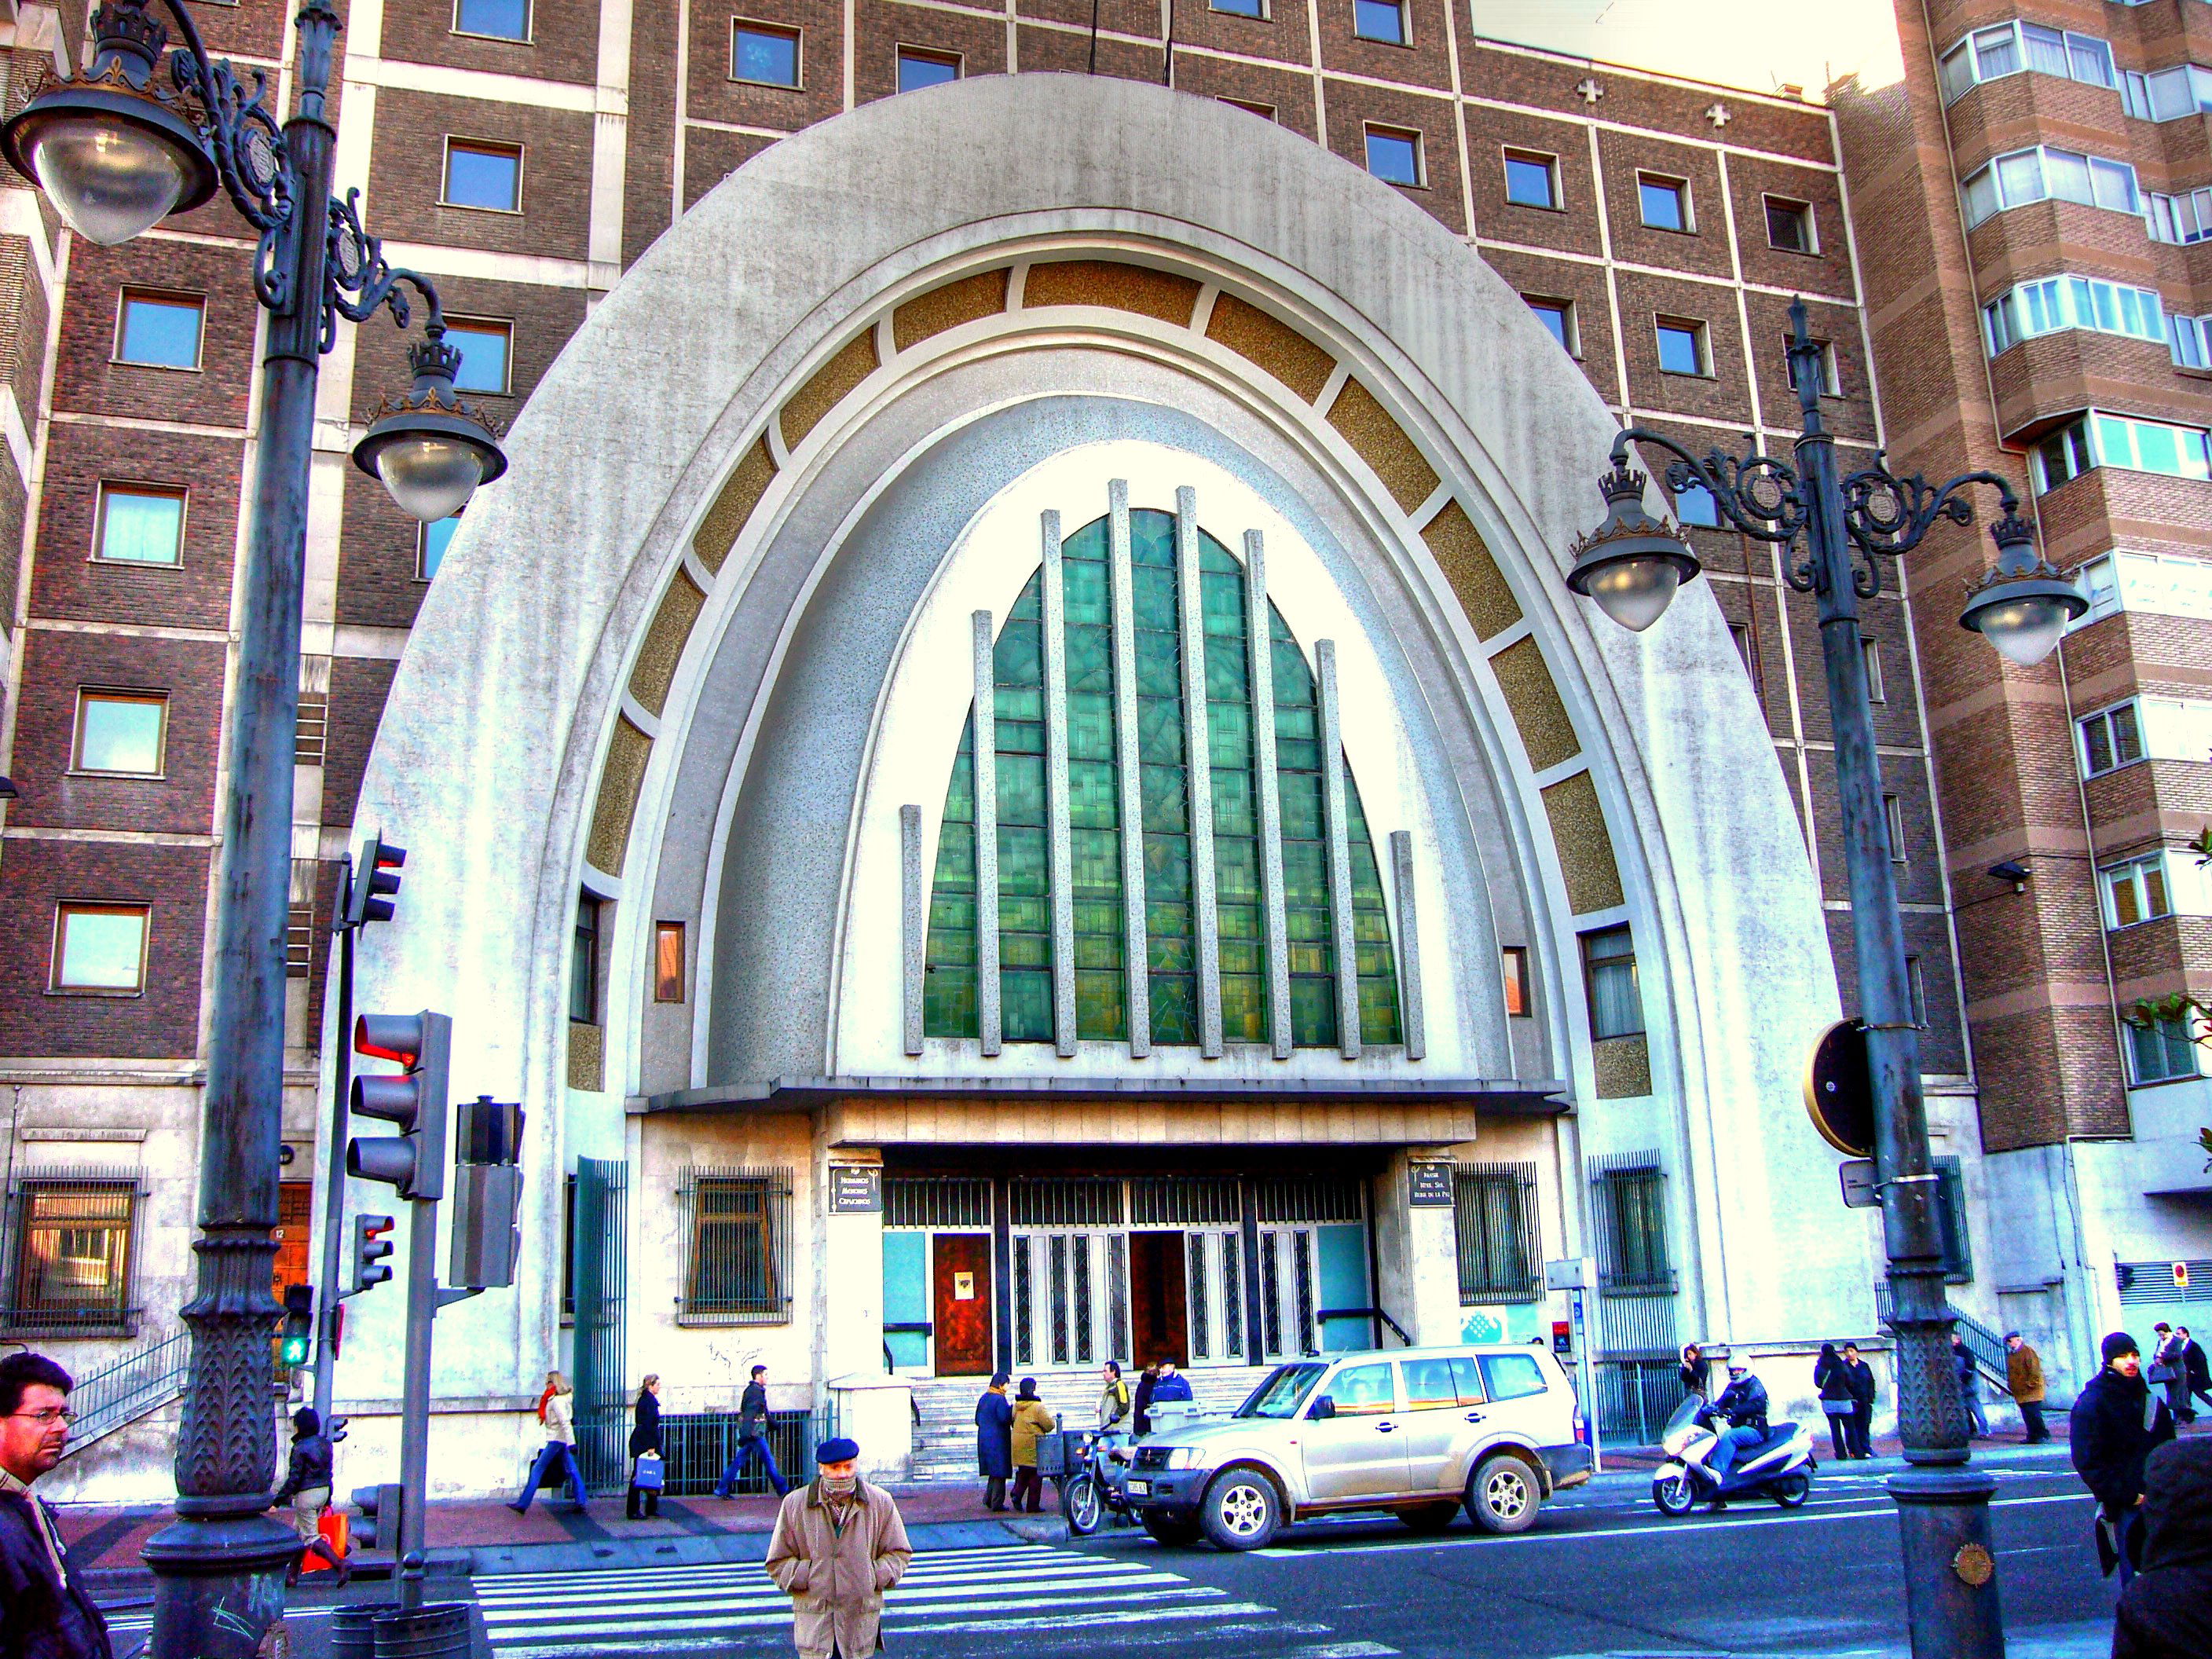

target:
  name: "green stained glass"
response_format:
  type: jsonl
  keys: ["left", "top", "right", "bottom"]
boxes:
{"left": 923, "top": 716, "right": 980, "bottom": 1037}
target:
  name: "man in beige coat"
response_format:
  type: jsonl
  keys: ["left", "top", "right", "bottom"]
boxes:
{"left": 764, "top": 1437, "right": 911, "bottom": 1659}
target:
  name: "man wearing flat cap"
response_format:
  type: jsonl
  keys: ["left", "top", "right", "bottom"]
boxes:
{"left": 764, "top": 1437, "right": 911, "bottom": 1658}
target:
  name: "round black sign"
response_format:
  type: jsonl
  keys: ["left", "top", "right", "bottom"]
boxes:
{"left": 1804, "top": 1018, "right": 1875, "bottom": 1159}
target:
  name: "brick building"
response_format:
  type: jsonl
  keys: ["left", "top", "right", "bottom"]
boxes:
{"left": 0, "top": 0, "right": 2199, "bottom": 1500}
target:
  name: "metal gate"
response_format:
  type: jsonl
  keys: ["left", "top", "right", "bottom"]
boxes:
{"left": 1588, "top": 1154, "right": 1680, "bottom": 1446}
{"left": 571, "top": 1156, "right": 628, "bottom": 1494}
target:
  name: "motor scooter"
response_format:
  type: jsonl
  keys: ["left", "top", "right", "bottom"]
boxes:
{"left": 1650, "top": 1393, "right": 1815, "bottom": 1516}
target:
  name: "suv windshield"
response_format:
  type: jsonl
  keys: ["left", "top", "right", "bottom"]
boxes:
{"left": 1235, "top": 1363, "right": 1327, "bottom": 1419}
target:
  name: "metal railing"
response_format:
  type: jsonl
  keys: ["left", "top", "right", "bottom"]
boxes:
{"left": 1592, "top": 1357, "right": 1683, "bottom": 1446}
{"left": 1873, "top": 1286, "right": 2012, "bottom": 1394}
{"left": 640, "top": 1407, "right": 840, "bottom": 1496}
{"left": 57, "top": 1328, "right": 189, "bottom": 1454}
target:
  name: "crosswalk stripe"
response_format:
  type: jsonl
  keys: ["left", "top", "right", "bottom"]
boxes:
{"left": 478, "top": 1541, "right": 1065, "bottom": 1588}
{"left": 474, "top": 1561, "right": 1170, "bottom": 1602}
{"left": 486, "top": 1586, "right": 1231, "bottom": 1639}
{"left": 478, "top": 1571, "right": 1195, "bottom": 1613}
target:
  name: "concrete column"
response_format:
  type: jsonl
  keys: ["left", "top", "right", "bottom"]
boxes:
{"left": 1174, "top": 485, "right": 1224, "bottom": 1057}
{"left": 1108, "top": 481, "right": 1151, "bottom": 1057}
{"left": 1243, "top": 529, "right": 1293, "bottom": 1060}
{"left": 1390, "top": 830, "right": 1426, "bottom": 1061}
{"left": 1316, "top": 639, "right": 1361, "bottom": 1059}
{"left": 900, "top": 804, "right": 924, "bottom": 1056}
{"left": 1372, "top": 1147, "right": 1465, "bottom": 1347}
{"left": 818, "top": 1149, "right": 910, "bottom": 1475}
{"left": 972, "top": 610, "right": 1001, "bottom": 1055}
{"left": 1042, "top": 511, "right": 1077, "bottom": 1057}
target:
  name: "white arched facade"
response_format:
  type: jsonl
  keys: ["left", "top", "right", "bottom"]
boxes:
{"left": 326, "top": 74, "right": 1865, "bottom": 1492}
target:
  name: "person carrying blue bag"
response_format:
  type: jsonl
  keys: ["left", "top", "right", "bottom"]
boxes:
{"left": 628, "top": 1374, "right": 664, "bottom": 1520}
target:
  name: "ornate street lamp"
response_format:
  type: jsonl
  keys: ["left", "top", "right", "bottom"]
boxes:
{"left": 1567, "top": 299, "right": 2082, "bottom": 1659}
{"left": 2, "top": 5, "right": 506, "bottom": 1656}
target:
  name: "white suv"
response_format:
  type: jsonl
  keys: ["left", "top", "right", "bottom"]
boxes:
{"left": 1121, "top": 1343, "right": 1592, "bottom": 1550}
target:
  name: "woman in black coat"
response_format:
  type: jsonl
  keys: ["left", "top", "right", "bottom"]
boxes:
{"left": 1814, "top": 1343, "right": 1854, "bottom": 1461}
{"left": 626, "top": 1374, "right": 663, "bottom": 1519}
{"left": 976, "top": 1372, "right": 1014, "bottom": 1511}
{"left": 1678, "top": 1343, "right": 1706, "bottom": 1399}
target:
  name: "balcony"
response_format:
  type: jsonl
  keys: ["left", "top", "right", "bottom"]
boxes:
{"left": 1991, "top": 333, "right": 2209, "bottom": 441}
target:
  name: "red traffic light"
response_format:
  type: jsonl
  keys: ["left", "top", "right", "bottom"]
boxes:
{"left": 355, "top": 1013, "right": 427, "bottom": 1067}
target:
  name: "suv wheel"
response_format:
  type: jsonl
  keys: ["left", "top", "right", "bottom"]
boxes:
{"left": 1140, "top": 1511, "right": 1202, "bottom": 1547}
{"left": 1466, "top": 1452, "right": 1542, "bottom": 1535}
{"left": 1199, "top": 1467, "right": 1281, "bottom": 1551}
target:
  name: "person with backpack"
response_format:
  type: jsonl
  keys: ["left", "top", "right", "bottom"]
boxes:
{"left": 628, "top": 1374, "right": 665, "bottom": 1519}
{"left": 716, "top": 1364, "right": 792, "bottom": 1499}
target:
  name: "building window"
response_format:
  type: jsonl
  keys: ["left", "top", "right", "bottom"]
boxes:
{"left": 1500, "top": 945, "right": 1530, "bottom": 1016}
{"left": 1940, "top": 21, "right": 2114, "bottom": 104}
{"left": 418, "top": 513, "right": 460, "bottom": 581}
{"left": 51, "top": 903, "right": 149, "bottom": 994}
{"left": 1353, "top": 0, "right": 1407, "bottom": 45}
{"left": 1581, "top": 925, "right": 1643, "bottom": 1040}
{"left": 2122, "top": 64, "right": 2212, "bottom": 122}
{"left": 1452, "top": 1162, "right": 1540, "bottom": 1303}
{"left": 3, "top": 1177, "right": 140, "bottom": 1334}
{"left": 1727, "top": 621, "right": 1756, "bottom": 680}
{"left": 2031, "top": 420, "right": 2093, "bottom": 493}
{"left": 1862, "top": 638, "right": 1885, "bottom": 702}
{"left": 453, "top": 0, "right": 530, "bottom": 38}
{"left": 1764, "top": 196, "right": 1815, "bottom": 253}
{"left": 570, "top": 893, "right": 599, "bottom": 1022}
{"left": 1905, "top": 954, "right": 1928, "bottom": 1027}
{"left": 560, "top": 1172, "right": 577, "bottom": 1321}
{"left": 895, "top": 47, "right": 960, "bottom": 91}
{"left": 1364, "top": 126, "right": 1423, "bottom": 187}
{"left": 654, "top": 920, "right": 686, "bottom": 1003}
{"left": 1933, "top": 1157, "right": 1972, "bottom": 1283}
{"left": 1674, "top": 479, "right": 1719, "bottom": 526}
{"left": 94, "top": 484, "right": 185, "bottom": 566}
{"left": 446, "top": 319, "right": 511, "bottom": 395}
{"left": 2034, "top": 413, "right": 2212, "bottom": 492}
{"left": 1637, "top": 174, "right": 1690, "bottom": 232}
{"left": 1654, "top": 317, "right": 1706, "bottom": 376}
{"left": 1591, "top": 1158, "right": 1674, "bottom": 1295}
{"left": 115, "top": 291, "right": 203, "bottom": 368}
{"left": 1220, "top": 97, "right": 1276, "bottom": 119}
{"left": 2101, "top": 853, "right": 2174, "bottom": 929}
{"left": 679, "top": 1167, "right": 792, "bottom": 1323}
{"left": 2148, "top": 186, "right": 2212, "bottom": 245}
{"left": 2127, "top": 1011, "right": 2201, "bottom": 1085}
{"left": 1523, "top": 295, "right": 1576, "bottom": 354}
{"left": 73, "top": 690, "right": 167, "bottom": 777}
{"left": 2078, "top": 701, "right": 2144, "bottom": 776}
{"left": 2070, "top": 551, "right": 2212, "bottom": 628}
{"left": 1783, "top": 335, "right": 1840, "bottom": 396}
{"left": 732, "top": 20, "right": 801, "bottom": 86}
{"left": 1983, "top": 275, "right": 2165, "bottom": 357}
{"left": 1883, "top": 793, "right": 1906, "bottom": 864}
{"left": 1503, "top": 148, "right": 1558, "bottom": 209}
{"left": 1210, "top": 0, "right": 1265, "bottom": 15}
{"left": 1960, "top": 146, "right": 2138, "bottom": 229}
{"left": 442, "top": 140, "right": 524, "bottom": 211}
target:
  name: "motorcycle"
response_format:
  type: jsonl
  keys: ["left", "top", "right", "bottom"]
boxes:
{"left": 1650, "top": 1393, "right": 1815, "bottom": 1517}
{"left": 1062, "top": 1427, "right": 1139, "bottom": 1536}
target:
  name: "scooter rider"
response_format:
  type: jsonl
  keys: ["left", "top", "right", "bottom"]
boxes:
{"left": 1708, "top": 1362, "right": 1771, "bottom": 1484}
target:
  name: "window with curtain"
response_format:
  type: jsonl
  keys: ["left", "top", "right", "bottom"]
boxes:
{"left": 1581, "top": 925, "right": 1643, "bottom": 1040}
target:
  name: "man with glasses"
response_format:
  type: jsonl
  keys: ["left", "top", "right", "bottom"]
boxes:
{"left": 0, "top": 1351, "right": 112, "bottom": 1657}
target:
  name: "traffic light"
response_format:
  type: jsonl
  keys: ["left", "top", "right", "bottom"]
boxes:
{"left": 279, "top": 1284, "right": 314, "bottom": 1368}
{"left": 351, "top": 1213, "right": 395, "bottom": 1294}
{"left": 327, "top": 1414, "right": 349, "bottom": 1445}
{"left": 352, "top": 1482, "right": 403, "bottom": 1552}
{"left": 346, "top": 833, "right": 406, "bottom": 928}
{"left": 450, "top": 1097, "right": 526, "bottom": 1290}
{"left": 346, "top": 1010, "right": 451, "bottom": 1200}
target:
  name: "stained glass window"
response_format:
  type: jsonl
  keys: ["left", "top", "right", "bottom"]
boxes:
{"left": 921, "top": 506, "right": 1401, "bottom": 1048}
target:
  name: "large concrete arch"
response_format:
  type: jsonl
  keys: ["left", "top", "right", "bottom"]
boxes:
{"left": 339, "top": 74, "right": 1855, "bottom": 1420}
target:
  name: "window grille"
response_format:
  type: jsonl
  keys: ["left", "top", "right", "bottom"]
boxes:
{"left": 1014, "top": 1237, "right": 1034, "bottom": 1367}
{"left": 1933, "top": 1157, "right": 1973, "bottom": 1284}
{"left": 1452, "top": 1162, "right": 1540, "bottom": 1303}
{"left": 1129, "top": 1175, "right": 1239, "bottom": 1225}
{"left": 1590, "top": 1156, "right": 1676, "bottom": 1297}
{"left": 295, "top": 694, "right": 328, "bottom": 765}
{"left": 1221, "top": 1232, "right": 1243, "bottom": 1357}
{"left": 676, "top": 1167, "right": 790, "bottom": 1324}
{"left": 1009, "top": 1177, "right": 1123, "bottom": 1228}
{"left": 2116, "top": 1260, "right": 2212, "bottom": 1306}
{"left": 883, "top": 1176, "right": 991, "bottom": 1229}
{"left": 1261, "top": 1242, "right": 1282, "bottom": 1354}
{"left": 1291, "top": 1229, "right": 1315, "bottom": 1352}
{"left": 1049, "top": 1236, "right": 1070, "bottom": 1364}
{"left": 1108, "top": 1234, "right": 1129, "bottom": 1355}
{"left": 1188, "top": 1233, "right": 1210, "bottom": 1358}
{"left": 1073, "top": 1240, "right": 1093, "bottom": 1364}
{"left": 1254, "top": 1174, "right": 1363, "bottom": 1224}
{"left": 3, "top": 1170, "right": 143, "bottom": 1335}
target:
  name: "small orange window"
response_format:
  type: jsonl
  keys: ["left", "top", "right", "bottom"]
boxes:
{"left": 654, "top": 921, "right": 686, "bottom": 1003}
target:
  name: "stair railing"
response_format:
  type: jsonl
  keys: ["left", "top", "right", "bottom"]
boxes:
{"left": 60, "top": 1328, "right": 189, "bottom": 1453}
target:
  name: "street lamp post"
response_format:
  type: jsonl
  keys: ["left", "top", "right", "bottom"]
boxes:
{"left": 2, "top": 6, "right": 506, "bottom": 1656}
{"left": 1565, "top": 298, "right": 2084, "bottom": 1659}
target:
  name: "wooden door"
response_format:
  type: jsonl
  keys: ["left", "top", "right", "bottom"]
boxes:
{"left": 273, "top": 1181, "right": 314, "bottom": 1298}
{"left": 932, "top": 1233, "right": 994, "bottom": 1375}
{"left": 1128, "top": 1232, "right": 1189, "bottom": 1368}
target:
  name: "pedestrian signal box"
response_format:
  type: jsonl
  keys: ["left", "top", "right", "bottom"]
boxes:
{"left": 279, "top": 1284, "right": 314, "bottom": 1367}
{"left": 1552, "top": 1320, "right": 1572, "bottom": 1355}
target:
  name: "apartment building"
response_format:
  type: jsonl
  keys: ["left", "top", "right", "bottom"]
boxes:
{"left": 0, "top": 0, "right": 2115, "bottom": 1499}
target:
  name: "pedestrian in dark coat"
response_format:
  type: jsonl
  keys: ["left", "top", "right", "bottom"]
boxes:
{"left": 0, "top": 1352, "right": 112, "bottom": 1659}
{"left": 716, "top": 1364, "right": 793, "bottom": 1499}
{"left": 273, "top": 1406, "right": 348, "bottom": 1586}
{"left": 975, "top": 1372, "right": 1013, "bottom": 1511}
{"left": 1842, "top": 1344, "right": 1877, "bottom": 1459}
{"left": 2072, "top": 1331, "right": 2177, "bottom": 1589}
{"left": 1679, "top": 1342, "right": 1706, "bottom": 1399}
{"left": 1953, "top": 1334, "right": 1990, "bottom": 1438}
{"left": 2177, "top": 1327, "right": 2210, "bottom": 1422}
{"left": 1815, "top": 1342, "right": 1854, "bottom": 1461}
{"left": 2113, "top": 1437, "right": 2212, "bottom": 1659}
{"left": 628, "top": 1374, "right": 664, "bottom": 1519}
{"left": 2006, "top": 1333, "right": 2050, "bottom": 1444}
{"left": 1132, "top": 1362, "right": 1159, "bottom": 1436}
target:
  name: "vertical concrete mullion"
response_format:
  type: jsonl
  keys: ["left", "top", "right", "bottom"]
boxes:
{"left": 901, "top": 804, "right": 925, "bottom": 1057}
{"left": 1108, "top": 481, "right": 1152, "bottom": 1058}
{"left": 1244, "top": 529, "right": 1294, "bottom": 1061}
{"left": 1042, "top": 511, "right": 1077, "bottom": 1057}
{"left": 972, "top": 610, "right": 1002, "bottom": 1057}
{"left": 1317, "top": 639, "right": 1361, "bottom": 1060}
{"left": 1175, "top": 486, "right": 1224, "bottom": 1058}
{"left": 1390, "top": 829, "right": 1426, "bottom": 1062}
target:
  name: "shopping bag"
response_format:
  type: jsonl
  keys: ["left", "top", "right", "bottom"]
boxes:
{"left": 298, "top": 1509, "right": 348, "bottom": 1573}
{"left": 633, "top": 1452, "right": 665, "bottom": 1492}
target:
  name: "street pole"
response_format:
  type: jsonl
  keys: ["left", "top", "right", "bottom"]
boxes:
{"left": 312, "top": 867, "right": 356, "bottom": 1427}
{"left": 1783, "top": 320, "right": 2002, "bottom": 1657}
{"left": 140, "top": 12, "right": 342, "bottom": 1654}
{"left": 397, "top": 1190, "right": 438, "bottom": 1609}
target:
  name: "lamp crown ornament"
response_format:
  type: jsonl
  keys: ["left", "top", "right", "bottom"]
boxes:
{"left": 91, "top": 1, "right": 169, "bottom": 77}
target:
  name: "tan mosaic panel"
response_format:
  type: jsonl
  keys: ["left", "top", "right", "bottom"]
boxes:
{"left": 585, "top": 715, "right": 654, "bottom": 877}
{"left": 1593, "top": 1034, "right": 1652, "bottom": 1100}
{"left": 1540, "top": 769, "right": 1625, "bottom": 914}
{"left": 1021, "top": 259, "right": 1201, "bottom": 327}
{"left": 1423, "top": 500, "right": 1522, "bottom": 641}
{"left": 1326, "top": 378, "right": 1440, "bottom": 515}
{"left": 628, "top": 568, "right": 709, "bottom": 718}
{"left": 693, "top": 436, "right": 776, "bottom": 575}
{"left": 1204, "top": 293, "right": 1335, "bottom": 403}
{"left": 1489, "top": 635, "right": 1581, "bottom": 774}
{"left": 892, "top": 269, "right": 1011, "bottom": 353}
{"left": 779, "top": 329, "right": 881, "bottom": 452}
{"left": 568, "top": 1022, "right": 606, "bottom": 1092}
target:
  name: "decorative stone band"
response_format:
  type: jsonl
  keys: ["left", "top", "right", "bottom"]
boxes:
{"left": 567, "top": 253, "right": 1626, "bottom": 1080}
